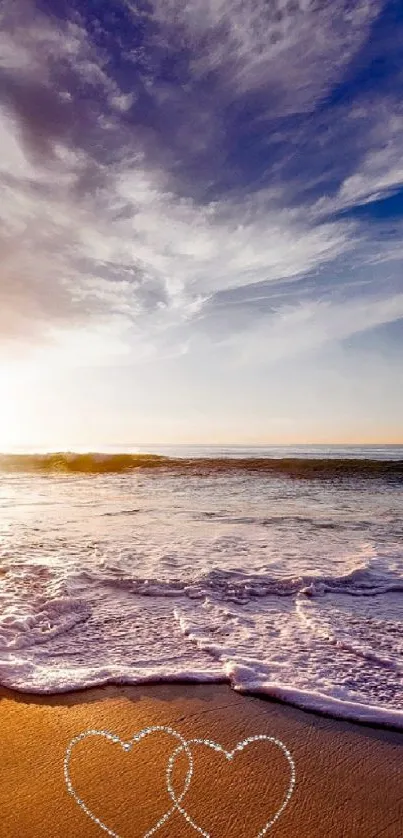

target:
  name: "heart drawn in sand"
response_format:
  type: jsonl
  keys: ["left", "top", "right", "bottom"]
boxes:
{"left": 64, "top": 726, "right": 296, "bottom": 837}
{"left": 166, "top": 735, "right": 296, "bottom": 838}
{"left": 64, "top": 725, "right": 193, "bottom": 838}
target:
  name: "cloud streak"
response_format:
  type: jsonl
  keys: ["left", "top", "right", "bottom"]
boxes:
{"left": 0, "top": 0, "right": 402, "bottom": 375}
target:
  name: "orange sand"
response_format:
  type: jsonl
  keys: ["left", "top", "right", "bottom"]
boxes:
{"left": 0, "top": 683, "right": 402, "bottom": 837}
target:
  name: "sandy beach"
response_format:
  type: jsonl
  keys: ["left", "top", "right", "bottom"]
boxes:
{"left": 0, "top": 683, "right": 402, "bottom": 837}
{"left": 1, "top": 0, "right": 403, "bottom": 831}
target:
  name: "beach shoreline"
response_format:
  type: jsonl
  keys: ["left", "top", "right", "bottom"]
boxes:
{"left": 1, "top": 683, "right": 402, "bottom": 837}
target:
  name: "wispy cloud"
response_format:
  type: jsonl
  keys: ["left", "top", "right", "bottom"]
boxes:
{"left": 0, "top": 0, "right": 402, "bottom": 376}
{"left": 210, "top": 292, "right": 403, "bottom": 365}
{"left": 149, "top": 0, "right": 383, "bottom": 109}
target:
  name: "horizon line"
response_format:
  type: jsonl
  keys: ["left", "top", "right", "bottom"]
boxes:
{"left": 1, "top": 441, "right": 402, "bottom": 455}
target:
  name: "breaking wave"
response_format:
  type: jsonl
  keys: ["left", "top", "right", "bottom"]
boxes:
{"left": 0, "top": 460, "right": 401, "bottom": 726}
{"left": 0, "top": 452, "right": 402, "bottom": 479}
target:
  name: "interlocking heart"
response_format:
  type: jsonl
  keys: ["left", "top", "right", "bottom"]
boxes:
{"left": 64, "top": 725, "right": 296, "bottom": 837}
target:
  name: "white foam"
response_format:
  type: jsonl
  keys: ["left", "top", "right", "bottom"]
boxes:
{"left": 232, "top": 679, "right": 403, "bottom": 728}
{"left": 0, "top": 468, "right": 402, "bottom": 727}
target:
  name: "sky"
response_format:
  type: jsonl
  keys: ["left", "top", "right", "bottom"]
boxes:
{"left": 0, "top": 0, "right": 403, "bottom": 448}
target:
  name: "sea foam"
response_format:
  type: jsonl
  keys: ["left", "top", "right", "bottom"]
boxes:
{"left": 0, "top": 462, "right": 401, "bottom": 727}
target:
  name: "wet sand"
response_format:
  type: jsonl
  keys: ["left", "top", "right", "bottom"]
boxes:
{"left": 0, "top": 683, "right": 402, "bottom": 837}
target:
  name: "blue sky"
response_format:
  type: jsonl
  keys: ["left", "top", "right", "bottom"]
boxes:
{"left": 0, "top": 0, "right": 402, "bottom": 446}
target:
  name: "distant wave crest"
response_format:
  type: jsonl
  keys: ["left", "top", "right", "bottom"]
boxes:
{"left": 0, "top": 452, "right": 402, "bottom": 479}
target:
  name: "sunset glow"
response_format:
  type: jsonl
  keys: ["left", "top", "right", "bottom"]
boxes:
{"left": 1, "top": 8, "right": 403, "bottom": 827}
{"left": 0, "top": 1, "right": 402, "bottom": 447}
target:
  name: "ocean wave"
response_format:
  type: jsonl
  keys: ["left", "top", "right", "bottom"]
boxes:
{"left": 0, "top": 597, "right": 90, "bottom": 651}
{"left": 0, "top": 452, "right": 402, "bottom": 479}
{"left": 87, "top": 564, "right": 403, "bottom": 601}
{"left": 1, "top": 561, "right": 402, "bottom": 725}
{"left": 0, "top": 465, "right": 401, "bottom": 725}
{"left": 232, "top": 678, "right": 403, "bottom": 728}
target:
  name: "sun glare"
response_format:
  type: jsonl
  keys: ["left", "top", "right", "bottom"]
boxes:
{"left": 0, "top": 363, "right": 37, "bottom": 452}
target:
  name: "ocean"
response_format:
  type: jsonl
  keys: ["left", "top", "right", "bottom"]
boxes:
{"left": 0, "top": 445, "right": 402, "bottom": 727}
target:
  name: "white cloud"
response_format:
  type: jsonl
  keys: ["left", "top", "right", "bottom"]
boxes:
{"left": 0, "top": 0, "right": 401, "bottom": 375}
{"left": 0, "top": 89, "right": 357, "bottom": 355}
{"left": 0, "top": 5, "right": 128, "bottom": 113}
{"left": 339, "top": 154, "right": 403, "bottom": 208}
{"left": 216, "top": 292, "right": 403, "bottom": 364}
{"left": 339, "top": 107, "right": 403, "bottom": 207}
{"left": 76, "top": 159, "right": 357, "bottom": 309}
{"left": 312, "top": 104, "right": 403, "bottom": 216}
{"left": 148, "top": 0, "right": 384, "bottom": 111}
